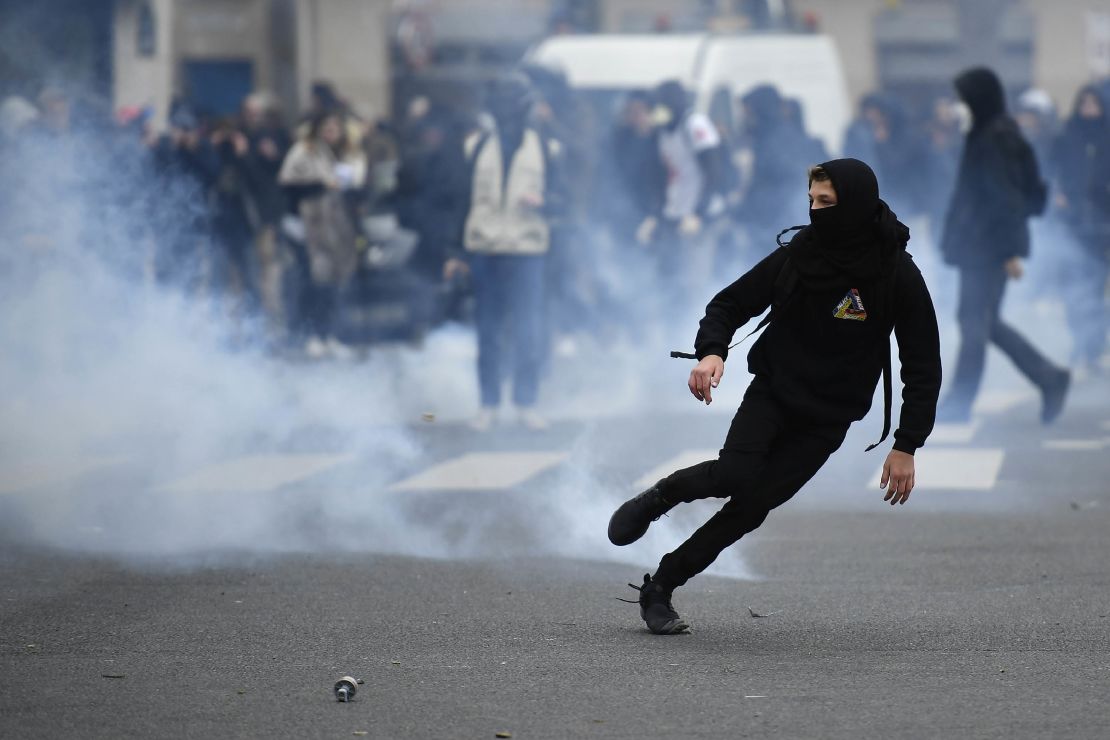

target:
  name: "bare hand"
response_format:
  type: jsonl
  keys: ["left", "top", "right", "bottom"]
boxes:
{"left": 258, "top": 137, "right": 279, "bottom": 160}
{"left": 880, "top": 449, "right": 915, "bottom": 505}
{"left": 688, "top": 355, "right": 724, "bottom": 405}
{"left": 635, "top": 216, "right": 657, "bottom": 246}
{"left": 443, "top": 257, "right": 469, "bottom": 282}
{"left": 1004, "top": 257, "right": 1023, "bottom": 281}
{"left": 679, "top": 213, "right": 702, "bottom": 236}
{"left": 518, "top": 192, "right": 544, "bottom": 210}
{"left": 232, "top": 131, "right": 250, "bottom": 157}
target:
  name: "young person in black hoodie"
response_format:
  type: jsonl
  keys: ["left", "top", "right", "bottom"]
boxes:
{"left": 608, "top": 158, "right": 942, "bottom": 635}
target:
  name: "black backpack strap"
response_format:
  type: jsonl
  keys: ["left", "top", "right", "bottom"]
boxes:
{"left": 671, "top": 245, "right": 799, "bottom": 360}
{"left": 866, "top": 348, "right": 893, "bottom": 452}
{"left": 865, "top": 256, "right": 902, "bottom": 452}
{"left": 730, "top": 252, "right": 797, "bottom": 345}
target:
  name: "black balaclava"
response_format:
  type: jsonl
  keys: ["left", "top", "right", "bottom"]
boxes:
{"left": 954, "top": 67, "right": 1007, "bottom": 130}
{"left": 1069, "top": 85, "right": 1108, "bottom": 140}
{"left": 742, "top": 84, "right": 783, "bottom": 135}
{"left": 792, "top": 157, "right": 908, "bottom": 289}
{"left": 487, "top": 71, "right": 534, "bottom": 158}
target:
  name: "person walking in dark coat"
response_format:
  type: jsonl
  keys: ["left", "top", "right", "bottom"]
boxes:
{"left": 1049, "top": 85, "right": 1110, "bottom": 373}
{"left": 608, "top": 159, "right": 942, "bottom": 635}
{"left": 937, "top": 67, "right": 1070, "bottom": 423}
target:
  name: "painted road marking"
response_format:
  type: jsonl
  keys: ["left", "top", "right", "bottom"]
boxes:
{"left": 871, "top": 448, "right": 1005, "bottom": 490}
{"left": 928, "top": 421, "right": 980, "bottom": 444}
{"left": 973, "top": 390, "right": 1033, "bottom": 415}
{"left": 0, "top": 457, "right": 128, "bottom": 495}
{"left": 634, "top": 449, "right": 719, "bottom": 489}
{"left": 1042, "top": 438, "right": 1110, "bottom": 451}
{"left": 389, "top": 451, "right": 568, "bottom": 491}
{"left": 156, "top": 454, "right": 355, "bottom": 494}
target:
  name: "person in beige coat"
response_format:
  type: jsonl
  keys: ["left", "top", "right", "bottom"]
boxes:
{"left": 278, "top": 112, "right": 367, "bottom": 358}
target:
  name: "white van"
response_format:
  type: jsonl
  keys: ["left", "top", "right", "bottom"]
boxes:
{"left": 526, "top": 33, "right": 851, "bottom": 154}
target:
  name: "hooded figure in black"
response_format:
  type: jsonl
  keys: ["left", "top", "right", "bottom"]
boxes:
{"left": 1049, "top": 85, "right": 1110, "bottom": 371}
{"left": 606, "top": 158, "right": 942, "bottom": 635}
{"left": 738, "top": 85, "right": 812, "bottom": 254}
{"left": 938, "top": 67, "right": 1070, "bottom": 423}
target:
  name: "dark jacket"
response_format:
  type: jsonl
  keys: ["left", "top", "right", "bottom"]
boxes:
{"left": 693, "top": 235, "right": 941, "bottom": 454}
{"left": 1050, "top": 85, "right": 1110, "bottom": 245}
{"left": 941, "top": 68, "right": 1047, "bottom": 268}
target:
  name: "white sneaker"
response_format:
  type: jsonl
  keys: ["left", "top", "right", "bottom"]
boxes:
{"left": 304, "top": 335, "right": 328, "bottom": 359}
{"left": 326, "top": 336, "right": 356, "bottom": 361}
{"left": 518, "top": 408, "right": 549, "bottom": 431}
{"left": 469, "top": 408, "right": 496, "bottom": 432}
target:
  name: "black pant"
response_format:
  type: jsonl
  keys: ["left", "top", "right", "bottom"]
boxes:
{"left": 653, "top": 380, "right": 850, "bottom": 590}
{"left": 946, "top": 264, "right": 1059, "bottom": 411}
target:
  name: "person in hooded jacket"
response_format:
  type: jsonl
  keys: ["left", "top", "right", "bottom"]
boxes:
{"left": 938, "top": 67, "right": 1071, "bottom": 423}
{"left": 736, "top": 85, "right": 811, "bottom": 260}
{"left": 607, "top": 158, "right": 942, "bottom": 635}
{"left": 1049, "top": 85, "right": 1110, "bottom": 373}
{"left": 444, "top": 72, "right": 563, "bottom": 432}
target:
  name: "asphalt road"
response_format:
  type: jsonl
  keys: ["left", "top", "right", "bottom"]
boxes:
{"left": 2, "top": 366, "right": 1109, "bottom": 739}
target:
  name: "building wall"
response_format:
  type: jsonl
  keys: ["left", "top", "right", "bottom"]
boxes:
{"left": 294, "top": 0, "right": 392, "bottom": 120}
{"left": 113, "top": 0, "right": 176, "bottom": 129}
{"left": 1031, "top": 0, "right": 1110, "bottom": 112}
{"left": 173, "top": 0, "right": 272, "bottom": 89}
{"left": 791, "top": 0, "right": 885, "bottom": 106}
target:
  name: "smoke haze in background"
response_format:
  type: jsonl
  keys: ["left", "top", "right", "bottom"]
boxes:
{"left": 0, "top": 118, "right": 760, "bottom": 581}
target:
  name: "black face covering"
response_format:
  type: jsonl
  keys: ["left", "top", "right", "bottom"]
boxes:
{"left": 791, "top": 158, "right": 908, "bottom": 289}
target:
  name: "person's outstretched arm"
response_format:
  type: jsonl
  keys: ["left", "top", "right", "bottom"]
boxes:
{"left": 882, "top": 256, "right": 942, "bottom": 504}
{"left": 689, "top": 247, "right": 788, "bottom": 404}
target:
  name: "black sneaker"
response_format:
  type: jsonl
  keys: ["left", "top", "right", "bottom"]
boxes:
{"left": 607, "top": 482, "right": 676, "bottom": 546}
{"left": 1041, "top": 369, "right": 1070, "bottom": 425}
{"left": 624, "top": 574, "right": 689, "bottom": 635}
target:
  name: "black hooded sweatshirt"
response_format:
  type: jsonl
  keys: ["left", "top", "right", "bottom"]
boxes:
{"left": 940, "top": 67, "right": 1047, "bottom": 267}
{"left": 694, "top": 159, "right": 942, "bottom": 454}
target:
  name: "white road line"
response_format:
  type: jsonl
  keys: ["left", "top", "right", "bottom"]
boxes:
{"left": 928, "top": 421, "right": 980, "bottom": 444}
{"left": 1042, "top": 439, "right": 1109, "bottom": 452}
{"left": 389, "top": 451, "right": 568, "bottom": 492}
{"left": 634, "top": 449, "right": 719, "bottom": 489}
{"left": 871, "top": 448, "right": 1005, "bottom": 490}
{"left": 0, "top": 457, "right": 128, "bottom": 495}
{"left": 156, "top": 454, "right": 355, "bottom": 494}
{"left": 973, "top": 390, "right": 1034, "bottom": 415}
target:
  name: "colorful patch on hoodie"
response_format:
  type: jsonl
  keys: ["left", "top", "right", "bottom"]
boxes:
{"left": 833, "top": 289, "right": 868, "bottom": 321}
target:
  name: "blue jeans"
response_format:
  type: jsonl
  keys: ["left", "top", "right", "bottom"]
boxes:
{"left": 470, "top": 253, "right": 546, "bottom": 408}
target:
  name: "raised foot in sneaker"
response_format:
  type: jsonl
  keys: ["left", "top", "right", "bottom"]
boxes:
{"left": 1041, "top": 369, "right": 1070, "bottom": 425}
{"left": 625, "top": 574, "right": 688, "bottom": 635}
{"left": 607, "top": 482, "right": 675, "bottom": 546}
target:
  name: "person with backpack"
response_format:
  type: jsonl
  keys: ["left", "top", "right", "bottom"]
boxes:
{"left": 608, "top": 158, "right": 942, "bottom": 635}
{"left": 937, "top": 67, "right": 1071, "bottom": 423}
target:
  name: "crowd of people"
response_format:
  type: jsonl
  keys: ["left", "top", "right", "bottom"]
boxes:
{"left": 1, "top": 67, "right": 1108, "bottom": 424}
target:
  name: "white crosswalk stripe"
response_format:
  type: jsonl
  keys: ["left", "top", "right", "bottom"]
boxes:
{"left": 0, "top": 457, "right": 127, "bottom": 495}
{"left": 389, "top": 451, "right": 568, "bottom": 492}
{"left": 1042, "top": 438, "right": 1110, "bottom": 451}
{"left": 156, "top": 454, "right": 355, "bottom": 494}
{"left": 870, "top": 448, "right": 1005, "bottom": 490}
{"left": 928, "top": 422, "right": 980, "bottom": 444}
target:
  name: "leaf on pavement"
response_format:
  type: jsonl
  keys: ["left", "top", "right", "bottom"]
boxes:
{"left": 747, "top": 606, "right": 780, "bottom": 618}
